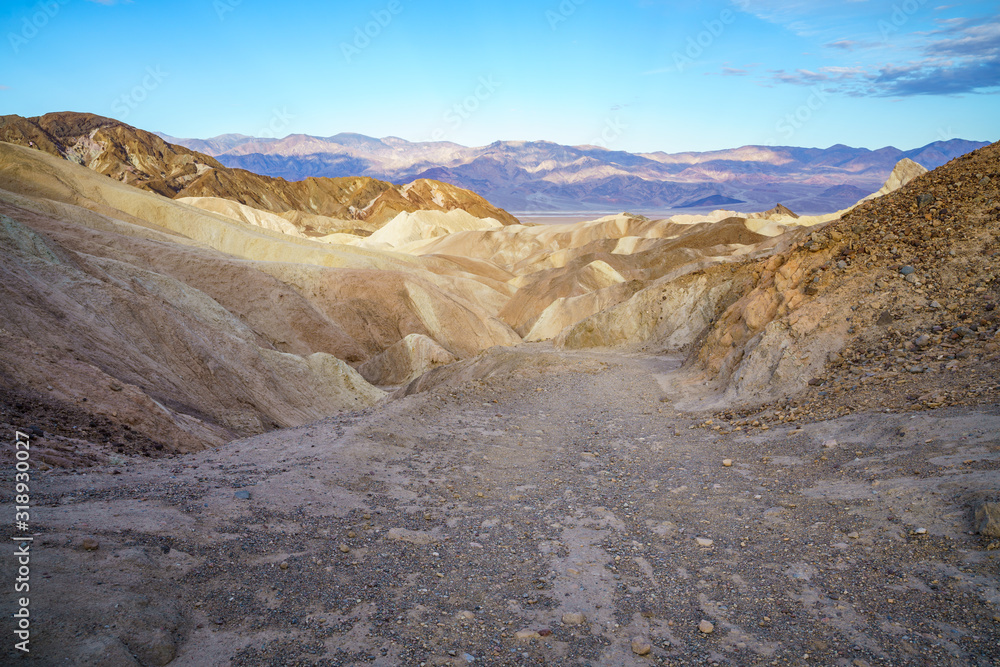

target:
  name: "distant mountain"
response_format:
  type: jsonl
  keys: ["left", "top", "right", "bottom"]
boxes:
{"left": 159, "top": 131, "right": 991, "bottom": 214}
{"left": 0, "top": 112, "right": 519, "bottom": 227}
{"left": 678, "top": 194, "right": 745, "bottom": 209}
{"left": 819, "top": 184, "right": 872, "bottom": 199}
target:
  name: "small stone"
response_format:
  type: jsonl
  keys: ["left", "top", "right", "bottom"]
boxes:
{"left": 461, "top": 654, "right": 476, "bottom": 664}
{"left": 233, "top": 489, "right": 251, "bottom": 500}
{"left": 631, "top": 637, "right": 653, "bottom": 655}
{"left": 347, "top": 531, "right": 356, "bottom": 538}
{"left": 562, "top": 612, "right": 586, "bottom": 626}
{"left": 538, "top": 628, "right": 552, "bottom": 637}
{"left": 76, "top": 537, "right": 99, "bottom": 551}
{"left": 974, "top": 502, "right": 1000, "bottom": 538}
{"left": 338, "top": 544, "right": 351, "bottom": 553}
{"left": 847, "top": 532, "right": 860, "bottom": 539}
{"left": 698, "top": 620, "right": 715, "bottom": 634}
{"left": 916, "top": 193, "right": 934, "bottom": 208}
{"left": 905, "top": 273, "right": 920, "bottom": 284}
{"left": 914, "top": 334, "right": 931, "bottom": 348}
{"left": 279, "top": 562, "right": 289, "bottom": 570}
{"left": 456, "top": 610, "right": 475, "bottom": 621}
{"left": 914, "top": 527, "right": 928, "bottom": 535}
{"left": 722, "top": 459, "right": 733, "bottom": 467}
{"left": 876, "top": 311, "right": 893, "bottom": 326}
{"left": 515, "top": 629, "right": 541, "bottom": 641}
{"left": 695, "top": 537, "right": 714, "bottom": 547}
{"left": 141, "top": 627, "right": 178, "bottom": 664}
{"left": 823, "top": 439, "right": 838, "bottom": 449}
{"left": 899, "top": 265, "right": 915, "bottom": 275}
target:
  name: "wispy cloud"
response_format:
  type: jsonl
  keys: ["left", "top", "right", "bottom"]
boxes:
{"left": 874, "top": 59, "right": 1000, "bottom": 96}
{"left": 85, "top": 0, "right": 133, "bottom": 5}
{"left": 925, "top": 16, "right": 1000, "bottom": 57}
{"left": 705, "top": 61, "right": 761, "bottom": 77}
{"left": 732, "top": 0, "right": 876, "bottom": 37}
{"left": 768, "top": 15, "right": 1000, "bottom": 96}
{"left": 824, "top": 39, "right": 881, "bottom": 51}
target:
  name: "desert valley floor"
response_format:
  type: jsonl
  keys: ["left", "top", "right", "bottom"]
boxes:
{"left": 4, "top": 345, "right": 1000, "bottom": 666}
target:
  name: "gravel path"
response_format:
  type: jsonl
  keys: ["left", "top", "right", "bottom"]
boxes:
{"left": 4, "top": 346, "right": 999, "bottom": 666}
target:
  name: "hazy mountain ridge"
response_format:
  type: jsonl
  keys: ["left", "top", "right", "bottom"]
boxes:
{"left": 160, "top": 130, "right": 989, "bottom": 213}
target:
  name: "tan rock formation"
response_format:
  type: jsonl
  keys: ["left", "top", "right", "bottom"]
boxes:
{"left": 0, "top": 141, "right": 527, "bottom": 454}
{"left": 359, "top": 334, "right": 459, "bottom": 385}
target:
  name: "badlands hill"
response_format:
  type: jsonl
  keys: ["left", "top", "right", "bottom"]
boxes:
{"left": 0, "top": 140, "right": 521, "bottom": 463}
{"left": 0, "top": 112, "right": 519, "bottom": 229}
{"left": 4, "top": 117, "right": 997, "bottom": 472}
{"left": 161, "top": 129, "right": 990, "bottom": 213}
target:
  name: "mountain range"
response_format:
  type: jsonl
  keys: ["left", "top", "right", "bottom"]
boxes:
{"left": 0, "top": 112, "right": 518, "bottom": 229}
{"left": 159, "top": 130, "right": 990, "bottom": 214}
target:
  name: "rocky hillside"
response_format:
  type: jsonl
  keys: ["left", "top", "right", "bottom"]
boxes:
{"left": 0, "top": 112, "right": 519, "bottom": 227}
{"left": 554, "top": 142, "right": 999, "bottom": 422}
{"left": 0, "top": 142, "right": 520, "bottom": 464}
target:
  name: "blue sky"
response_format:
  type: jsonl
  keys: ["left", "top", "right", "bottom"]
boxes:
{"left": 1, "top": 0, "right": 997, "bottom": 152}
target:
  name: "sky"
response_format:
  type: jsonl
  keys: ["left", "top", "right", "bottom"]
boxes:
{"left": 1, "top": 0, "right": 998, "bottom": 153}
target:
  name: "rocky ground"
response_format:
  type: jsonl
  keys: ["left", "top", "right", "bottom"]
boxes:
{"left": 3, "top": 346, "right": 998, "bottom": 666}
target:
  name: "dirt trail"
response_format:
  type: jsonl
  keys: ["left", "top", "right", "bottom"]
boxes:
{"left": 3, "top": 346, "right": 999, "bottom": 666}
